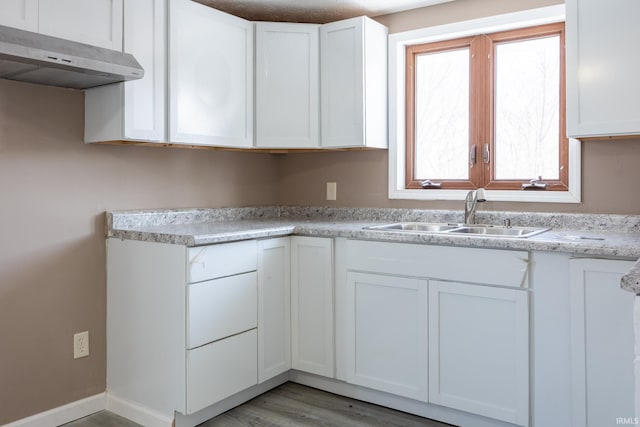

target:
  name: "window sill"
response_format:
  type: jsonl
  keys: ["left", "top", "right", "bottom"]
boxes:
{"left": 388, "top": 188, "right": 581, "bottom": 203}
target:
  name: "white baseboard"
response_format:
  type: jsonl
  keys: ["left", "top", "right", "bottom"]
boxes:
{"left": 2, "top": 394, "right": 105, "bottom": 427}
{"left": 106, "top": 394, "right": 174, "bottom": 427}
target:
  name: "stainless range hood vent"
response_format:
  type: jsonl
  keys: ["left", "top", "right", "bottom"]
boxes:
{"left": 0, "top": 25, "right": 144, "bottom": 89}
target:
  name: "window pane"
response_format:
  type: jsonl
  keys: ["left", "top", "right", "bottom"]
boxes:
{"left": 494, "top": 36, "right": 560, "bottom": 180}
{"left": 415, "top": 48, "right": 469, "bottom": 180}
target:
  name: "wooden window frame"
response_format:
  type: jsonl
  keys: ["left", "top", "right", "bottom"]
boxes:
{"left": 405, "top": 22, "right": 567, "bottom": 191}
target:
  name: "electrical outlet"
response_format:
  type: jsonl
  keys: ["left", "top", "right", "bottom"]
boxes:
{"left": 74, "top": 331, "right": 90, "bottom": 359}
{"left": 326, "top": 182, "right": 337, "bottom": 201}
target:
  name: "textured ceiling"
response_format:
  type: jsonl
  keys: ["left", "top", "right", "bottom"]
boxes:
{"left": 194, "top": 0, "right": 454, "bottom": 23}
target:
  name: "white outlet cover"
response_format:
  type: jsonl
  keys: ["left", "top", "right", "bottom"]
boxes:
{"left": 326, "top": 182, "right": 337, "bottom": 201}
{"left": 74, "top": 331, "right": 90, "bottom": 359}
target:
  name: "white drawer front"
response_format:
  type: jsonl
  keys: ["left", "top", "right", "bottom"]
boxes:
{"left": 188, "top": 240, "right": 257, "bottom": 283}
{"left": 347, "top": 240, "right": 530, "bottom": 288}
{"left": 187, "top": 272, "right": 257, "bottom": 349}
{"left": 186, "top": 329, "right": 258, "bottom": 414}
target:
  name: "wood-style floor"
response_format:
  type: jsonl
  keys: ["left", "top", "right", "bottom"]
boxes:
{"left": 63, "top": 382, "right": 454, "bottom": 426}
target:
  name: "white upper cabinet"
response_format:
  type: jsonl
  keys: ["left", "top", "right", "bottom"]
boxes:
{"left": 38, "top": 0, "right": 123, "bottom": 51}
{"left": 0, "top": 0, "right": 122, "bottom": 50}
{"left": 321, "top": 17, "right": 388, "bottom": 149}
{"left": 255, "top": 22, "right": 320, "bottom": 149}
{"left": 0, "top": 0, "right": 38, "bottom": 32}
{"left": 169, "top": 0, "right": 253, "bottom": 148}
{"left": 85, "top": 0, "right": 166, "bottom": 143}
{"left": 566, "top": 0, "right": 640, "bottom": 138}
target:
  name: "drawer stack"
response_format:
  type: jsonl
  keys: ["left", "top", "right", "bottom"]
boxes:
{"left": 185, "top": 240, "right": 258, "bottom": 414}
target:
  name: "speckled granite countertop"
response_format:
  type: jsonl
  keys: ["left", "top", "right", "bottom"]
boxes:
{"left": 106, "top": 206, "right": 640, "bottom": 293}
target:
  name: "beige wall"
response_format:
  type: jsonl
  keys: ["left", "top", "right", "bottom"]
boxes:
{"left": 277, "top": 141, "right": 640, "bottom": 214}
{"left": 0, "top": 79, "right": 279, "bottom": 424}
{"left": 2, "top": 0, "right": 640, "bottom": 423}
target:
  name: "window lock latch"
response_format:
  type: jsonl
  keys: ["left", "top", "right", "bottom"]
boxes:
{"left": 421, "top": 179, "right": 442, "bottom": 189}
{"left": 522, "top": 176, "right": 547, "bottom": 190}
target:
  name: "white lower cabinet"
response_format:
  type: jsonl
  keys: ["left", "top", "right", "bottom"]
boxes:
{"left": 343, "top": 239, "right": 530, "bottom": 426}
{"left": 428, "top": 281, "right": 529, "bottom": 426}
{"left": 291, "top": 236, "right": 334, "bottom": 377}
{"left": 345, "top": 272, "right": 428, "bottom": 400}
{"left": 257, "top": 237, "right": 291, "bottom": 383}
{"left": 107, "top": 237, "right": 294, "bottom": 426}
{"left": 569, "top": 258, "right": 635, "bottom": 427}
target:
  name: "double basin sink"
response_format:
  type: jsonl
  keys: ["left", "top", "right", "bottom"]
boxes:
{"left": 364, "top": 222, "right": 550, "bottom": 238}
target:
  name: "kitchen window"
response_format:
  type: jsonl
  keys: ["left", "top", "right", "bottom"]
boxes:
{"left": 388, "top": 5, "right": 580, "bottom": 202}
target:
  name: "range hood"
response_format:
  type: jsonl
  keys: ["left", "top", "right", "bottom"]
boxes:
{"left": 0, "top": 25, "right": 144, "bottom": 89}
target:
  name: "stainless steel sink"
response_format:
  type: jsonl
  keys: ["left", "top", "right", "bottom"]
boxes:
{"left": 448, "top": 226, "right": 549, "bottom": 238}
{"left": 364, "top": 222, "right": 549, "bottom": 238}
{"left": 365, "top": 222, "right": 460, "bottom": 232}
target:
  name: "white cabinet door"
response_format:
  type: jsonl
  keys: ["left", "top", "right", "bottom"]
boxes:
{"left": 320, "top": 17, "right": 387, "bottom": 148}
{"left": 255, "top": 22, "right": 319, "bottom": 148}
{"left": 345, "top": 272, "right": 428, "bottom": 401}
{"left": 566, "top": 0, "right": 640, "bottom": 138}
{"left": 569, "top": 258, "right": 635, "bottom": 427}
{"left": 38, "top": 0, "right": 123, "bottom": 50}
{"left": 122, "top": 0, "right": 165, "bottom": 141}
{"left": 169, "top": 0, "right": 253, "bottom": 147}
{"left": 0, "top": 0, "right": 38, "bottom": 31}
{"left": 257, "top": 237, "right": 291, "bottom": 383}
{"left": 429, "top": 280, "right": 529, "bottom": 426}
{"left": 291, "top": 236, "right": 334, "bottom": 377}
{"left": 85, "top": 0, "right": 166, "bottom": 143}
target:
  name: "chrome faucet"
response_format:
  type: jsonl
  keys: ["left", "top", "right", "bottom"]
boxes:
{"left": 464, "top": 188, "right": 486, "bottom": 224}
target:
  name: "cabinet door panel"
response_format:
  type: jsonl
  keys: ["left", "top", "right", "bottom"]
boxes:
{"left": 38, "top": 0, "right": 123, "bottom": 50}
{"left": 0, "top": 0, "right": 38, "bottom": 31}
{"left": 320, "top": 17, "right": 387, "bottom": 148}
{"left": 123, "top": 0, "right": 165, "bottom": 141}
{"left": 186, "top": 329, "right": 257, "bottom": 414}
{"left": 257, "top": 238, "right": 291, "bottom": 383}
{"left": 291, "top": 236, "right": 334, "bottom": 377}
{"left": 169, "top": 0, "right": 253, "bottom": 147}
{"left": 566, "top": 0, "right": 640, "bottom": 137}
{"left": 429, "top": 281, "right": 529, "bottom": 426}
{"left": 187, "top": 272, "right": 257, "bottom": 349}
{"left": 256, "top": 23, "right": 319, "bottom": 148}
{"left": 569, "top": 258, "right": 635, "bottom": 427}
{"left": 346, "top": 272, "right": 428, "bottom": 401}
{"left": 321, "top": 18, "right": 363, "bottom": 148}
